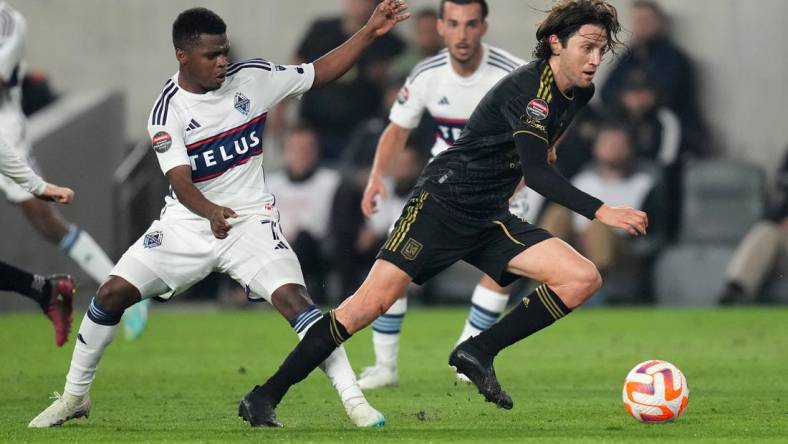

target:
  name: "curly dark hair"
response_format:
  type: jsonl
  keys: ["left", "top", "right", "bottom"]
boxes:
{"left": 533, "top": 0, "right": 622, "bottom": 60}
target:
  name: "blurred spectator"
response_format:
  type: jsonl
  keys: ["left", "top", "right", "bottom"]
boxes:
{"left": 391, "top": 8, "right": 443, "bottom": 79}
{"left": 611, "top": 72, "right": 684, "bottom": 236}
{"left": 267, "top": 126, "right": 341, "bottom": 303}
{"left": 21, "top": 69, "right": 58, "bottom": 116}
{"left": 542, "top": 121, "right": 666, "bottom": 302}
{"left": 719, "top": 149, "right": 788, "bottom": 304}
{"left": 331, "top": 145, "right": 425, "bottom": 299}
{"left": 601, "top": 0, "right": 709, "bottom": 156}
{"left": 294, "top": 0, "right": 405, "bottom": 161}
{"left": 613, "top": 72, "right": 681, "bottom": 166}
{"left": 339, "top": 76, "right": 433, "bottom": 174}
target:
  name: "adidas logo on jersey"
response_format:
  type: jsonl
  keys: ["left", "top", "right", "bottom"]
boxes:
{"left": 185, "top": 119, "right": 202, "bottom": 132}
{"left": 438, "top": 96, "right": 450, "bottom": 105}
{"left": 274, "top": 241, "right": 289, "bottom": 250}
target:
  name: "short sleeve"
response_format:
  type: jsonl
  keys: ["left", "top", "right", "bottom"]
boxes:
{"left": 147, "top": 112, "right": 189, "bottom": 176}
{"left": 388, "top": 72, "right": 428, "bottom": 129}
{"left": 266, "top": 62, "right": 316, "bottom": 102}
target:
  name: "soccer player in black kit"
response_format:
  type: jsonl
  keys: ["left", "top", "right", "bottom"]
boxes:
{"left": 239, "top": 0, "right": 648, "bottom": 427}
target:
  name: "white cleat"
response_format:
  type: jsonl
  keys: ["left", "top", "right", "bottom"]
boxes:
{"left": 344, "top": 397, "right": 385, "bottom": 428}
{"left": 28, "top": 392, "right": 91, "bottom": 428}
{"left": 357, "top": 365, "right": 398, "bottom": 390}
{"left": 455, "top": 371, "right": 472, "bottom": 384}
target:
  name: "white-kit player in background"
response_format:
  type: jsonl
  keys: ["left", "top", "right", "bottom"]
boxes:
{"left": 30, "top": 2, "right": 411, "bottom": 429}
{"left": 358, "top": 0, "right": 533, "bottom": 389}
{"left": 0, "top": 1, "right": 139, "bottom": 335}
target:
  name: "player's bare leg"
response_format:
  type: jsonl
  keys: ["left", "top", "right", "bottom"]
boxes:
{"left": 29, "top": 276, "right": 142, "bottom": 427}
{"left": 240, "top": 260, "right": 412, "bottom": 427}
{"left": 450, "top": 237, "right": 601, "bottom": 409}
{"left": 239, "top": 281, "right": 385, "bottom": 428}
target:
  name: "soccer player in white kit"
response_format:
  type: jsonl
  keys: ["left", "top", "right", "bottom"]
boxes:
{"left": 29, "top": 2, "right": 411, "bottom": 429}
{"left": 0, "top": 136, "right": 76, "bottom": 347}
{"left": 0, "top": 2, "right": 122, "bottom": 319}
{"left": 358, "top": 0, "right": 528, "bottom": 389}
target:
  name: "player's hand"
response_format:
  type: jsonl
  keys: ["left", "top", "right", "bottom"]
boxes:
{"left": 209, "top": 206, "right": 238, "bottom": 239}
{"left": 365, "top": 0, "right": 411, "bottom": 37}
{"left": 361, "top": 173, "right": 387, "bottom": 217}
{"left": 594, "top": 203, "right": 648, "bottom": 236}
{"left": 37, "top": 183, "right": 75, "bottom": 204}
{"left": 547, "top": 146, "right": 557, "bottom": 165}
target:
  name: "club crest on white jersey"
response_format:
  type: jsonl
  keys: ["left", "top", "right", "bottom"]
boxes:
{"left": 146, "top": 58, "right": 315, "bottom": 220}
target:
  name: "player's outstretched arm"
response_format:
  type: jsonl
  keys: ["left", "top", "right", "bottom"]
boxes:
{"left": 166, "top": 165, "right": 237, "bottom": 239}
{"left": 361, "top": 122, "right": 411, "bottom": 217}
{"left": 312, "top": 0, "right": 410, "bottom": 88}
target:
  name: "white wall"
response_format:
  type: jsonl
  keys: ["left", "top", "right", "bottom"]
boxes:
{"left": 11, "top": 0, "right": 787, "bottom": 178}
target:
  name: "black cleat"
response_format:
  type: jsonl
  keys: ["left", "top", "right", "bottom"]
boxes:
{"left": 449, "top": 341, "right": 514, "bottom": 410}
{"left": 238, "top": 385, "right": 283, "bottom": 427}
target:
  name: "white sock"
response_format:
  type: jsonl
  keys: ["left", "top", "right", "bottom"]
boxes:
{"left": 60, "top": 225, "right": 115, "bottom": 285}
{"left": 456, "top": 284, "right": 509, "bottom": 345}
{"left": 64, "top": 299, "right": 121, "bottom": 396}
{"left": 295, "top": 307, "right": 364, "bottom": 405}
{"left": 371, "top": 297, "right": 407, "bottom": 370}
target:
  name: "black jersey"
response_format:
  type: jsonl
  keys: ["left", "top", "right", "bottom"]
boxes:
{"left": 416, "top": 59, "right": 598, "bottom": 221}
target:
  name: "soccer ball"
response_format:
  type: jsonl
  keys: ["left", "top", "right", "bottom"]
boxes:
{"left": 622, "top": 360, "right": 689, "bottom": 423}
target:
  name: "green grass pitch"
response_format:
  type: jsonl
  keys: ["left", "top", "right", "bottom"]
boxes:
{"left": 1, "top": 307, "right": 787, "bottom": 443}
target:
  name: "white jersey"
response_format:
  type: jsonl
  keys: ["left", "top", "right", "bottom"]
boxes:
{"left": 147, "top": 59, "right": 315, "bottom": 221}
{"left": 0, "top": 1, "right": 28, "bottom": 151}
{"left": 389, "top": 44, "right": 525, "bottom": 158}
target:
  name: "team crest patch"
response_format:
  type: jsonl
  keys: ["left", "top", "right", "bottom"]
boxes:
{"left": 151, "top": 132, "right": 172, "bottom": 153}
{"left": 234, "top": 92, "right": 251, "bottom": 115}
{"left": 396, "top": 86, "right": 409, "bottom": 104}
{"left": 143, "top": 231, "right": 163, "bottom": 249}
{"left": 401, "top": 238, "right": 423, "bottom": 260}
{"left": 525, "top": 98, "right": 549, "bottom": 121}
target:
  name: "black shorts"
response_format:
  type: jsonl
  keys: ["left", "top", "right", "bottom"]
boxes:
{"left": 376, "top": 189, "right": 553, "bottom": 286}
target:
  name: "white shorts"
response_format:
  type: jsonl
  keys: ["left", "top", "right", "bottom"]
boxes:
{"left": 111, "top": 213, "right": 305, "bottom": 302}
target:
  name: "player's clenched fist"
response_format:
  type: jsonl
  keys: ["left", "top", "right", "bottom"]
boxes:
{"left": 209, "top": 205, "right": 237, "bottom": 239}
{"left": 38, "top": 183, "right": 75, "bottom": 204}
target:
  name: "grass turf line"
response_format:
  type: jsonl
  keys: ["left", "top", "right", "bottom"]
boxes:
{"left": 1, "top": 307, "right": 786, "bottom": 442}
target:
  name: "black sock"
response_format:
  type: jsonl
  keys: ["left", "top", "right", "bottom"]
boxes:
{"left": 471, "top": 284, "right": 571, "bottom": 357}
{"left": 0, "top": 261, "right": 48, "bottom": 307}
{"left": 261, "top": 311, "right": 351, "bottom": 405}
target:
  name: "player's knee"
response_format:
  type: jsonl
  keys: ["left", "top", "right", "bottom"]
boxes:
{"left": 95, "top": 278, "right": 140, "bottom": 313}
{"left": 270, "top": 284, "right": 312, "bottom": 321}
{"left": 574, "top": 263, "right": 602, "bottom": 304}
{"left": 559, "top": 262, "right": 602, "bottom": 308}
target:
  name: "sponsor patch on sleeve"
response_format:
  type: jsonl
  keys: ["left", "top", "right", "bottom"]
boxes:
{"left": 151, "top": 131, "right": 173, "bottom": 153}
{"left": 525, "top": 98, "right": 550, "bottom": 121}
{"left": 396, "top": 86, "right": 410, "bottom": 105}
